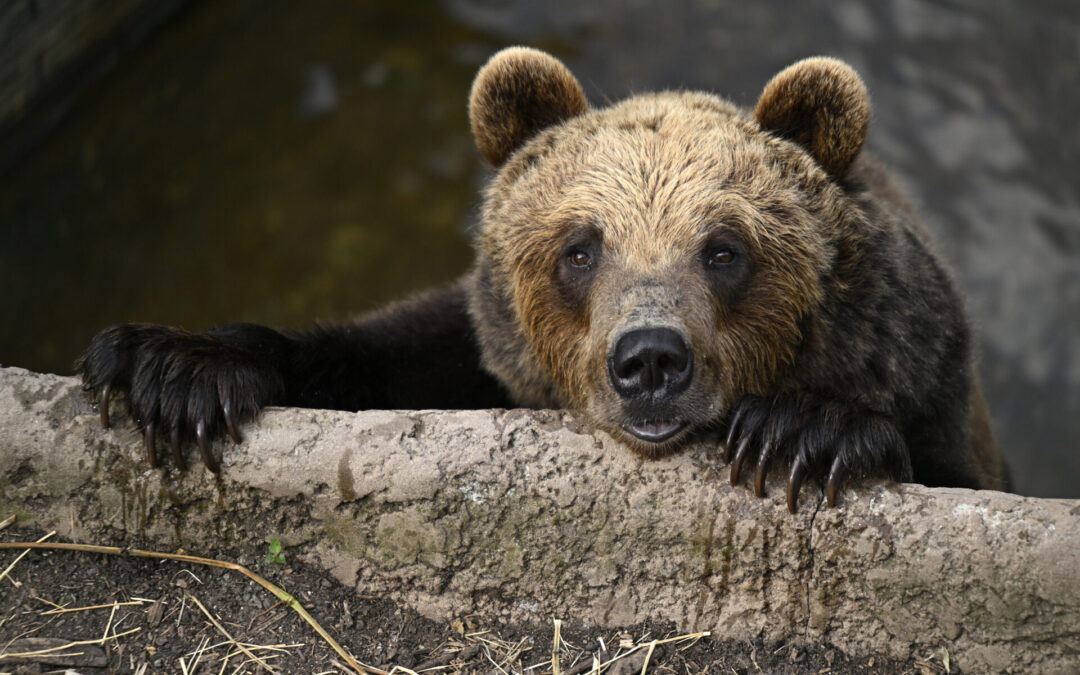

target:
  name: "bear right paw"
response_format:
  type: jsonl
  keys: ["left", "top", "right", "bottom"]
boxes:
{"left": 721, "top": 394, "right": 913, "bottom": 513}
{"left": 77, "top": 324, "right": 285, "bottom": 473}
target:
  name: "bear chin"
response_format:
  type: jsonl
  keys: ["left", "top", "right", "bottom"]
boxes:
{"left": 623, "top": 419, "right": 688, "bottom": 444}
{"left": 604, "top": 418, "right": 702, "bottom": 459}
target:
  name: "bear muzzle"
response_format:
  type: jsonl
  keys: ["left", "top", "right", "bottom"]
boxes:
{"left": 607, "top": 326, "right": 694, "bottom": 443}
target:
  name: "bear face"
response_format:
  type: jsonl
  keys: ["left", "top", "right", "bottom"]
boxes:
{"left": 468, "top": 49, "right": 872, "bottom": 458}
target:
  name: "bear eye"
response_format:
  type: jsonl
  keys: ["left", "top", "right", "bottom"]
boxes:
{"left": 568, "top": 250, "right": 592, "bottom": 268}
{"left": 707, "top": 248, "right": 736, "bottom": 268}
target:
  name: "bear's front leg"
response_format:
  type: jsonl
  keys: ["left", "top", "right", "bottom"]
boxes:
{"left": 78, "top": 323, "right": 290, "bottom": 472}
{"left": 78, "top": 283, "right": 512, "bottom": 472}
{"left": 722, "top": 393, "right": 912, "bottom": 512}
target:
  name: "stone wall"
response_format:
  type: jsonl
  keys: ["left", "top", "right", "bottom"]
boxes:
{"left": 2, "top": 366, "right": 1078, "bottom": 673}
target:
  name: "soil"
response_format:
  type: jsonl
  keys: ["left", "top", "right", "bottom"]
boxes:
{"left": 1, "top": 523, "right": 950, "bottom": 674}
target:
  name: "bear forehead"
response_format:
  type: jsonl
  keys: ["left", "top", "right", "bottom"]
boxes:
{"left": 592, "top": 91, "right": 744, "bottom": 132}
{"left": 501, "top": 91, "right": 827, "bottom": 207}
{"left": 486, "top": 91, "right": 830, "bottom": 256}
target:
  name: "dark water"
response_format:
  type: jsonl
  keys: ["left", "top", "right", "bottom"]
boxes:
{"left": 1, "top": 0, "right": 1077, "bottom": 497}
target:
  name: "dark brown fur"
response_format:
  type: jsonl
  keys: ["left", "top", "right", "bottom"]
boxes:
{"left": 77, "top": 48, "right": 1009, "bottom": 509}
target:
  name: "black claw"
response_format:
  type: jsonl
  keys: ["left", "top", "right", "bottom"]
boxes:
{"left": 143, "top": 422, "right": 158, "bottom": 467}
{"left": 720, "top": 440, "right": 732, "bottom": 464}
{"left": 724, "top": 402, "right": 750, "bottom": 452}
{"left": 223, "top": 400, "right": 242, "bottom": 444}
{"left": 753, "top": 442, "right": 774, "bottom": 498}
{"left": 196, "top": 419, "right": 220, "bottom": 474}
{"left": 170, "top": 427, "right": 186, "bottom": 470}
{"left": 730, "top": 435, "right": 754, "bottom": 486}
{"left": 100, "top": 383, "right": 112, "bottom": 429}
{"left": 787, "top": 455, "right": 809, "bottom": 514}
{"left": 826, "top": 455, "right": 846, "bottom": 507}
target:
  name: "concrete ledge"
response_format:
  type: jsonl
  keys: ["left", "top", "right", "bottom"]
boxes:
{"left": 1, "top": 366, "right": 1078, "bottom": 673}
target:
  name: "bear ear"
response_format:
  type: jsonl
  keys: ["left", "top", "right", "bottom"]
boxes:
{"left": 469, "top": 47, "right": 588, "bottom": 167}
{"left": 754, "top": 57, "right": 870, "bottom": 178}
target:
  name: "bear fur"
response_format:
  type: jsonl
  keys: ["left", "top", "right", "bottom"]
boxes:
{"left": 78, "top": 47, "right": 1010, "bottom": 510}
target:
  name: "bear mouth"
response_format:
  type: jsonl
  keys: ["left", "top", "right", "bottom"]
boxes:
{"left": 622, "top": 419, "right": 688, "bottom": 443}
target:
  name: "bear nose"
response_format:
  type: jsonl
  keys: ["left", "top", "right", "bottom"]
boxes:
{"left": 608, "top": 327, "right": 693, "bottom": 401}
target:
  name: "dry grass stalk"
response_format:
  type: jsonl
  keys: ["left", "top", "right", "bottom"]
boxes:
{"left": 552, "top": 618, "right": 563, "bottom": 675}
{"left": 639, "top": 640, "right": 657, "bottom": 674}
{"left": 187, "top": 592, "right": 274, "bottom": 672}
{"left": 31, "top": 590, "right": 65, "bottom": 611}
{"left": 0, "top": 530, "right": 54, "bottom": 586}
{"left": 0, "top": 539, "right": 375, "bottom": 674}
{"left": 571, "top": 629, "right": 712, "bottom": 675}
{"left": 179, "top": 635, "right": 212, "bottom": 674}
{"left": 42, "top": 599, "right": 147, "bottom": 615}
{"left": 413, "top": 620, "right": 712, "bottom": 674}
{"left": 0, "top": 627, "right": 141, "bottom": 660}
{"left": 1, "top": 532, "right": 714, "bottom": 674}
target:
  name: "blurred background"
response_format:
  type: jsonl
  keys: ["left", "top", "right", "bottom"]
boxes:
{"left": 1, "top": 0, "right": 1077, "bottom": 497}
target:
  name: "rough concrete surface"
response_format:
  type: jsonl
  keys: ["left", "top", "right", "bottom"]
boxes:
{"left": 1, "top": 365, "right": 1078, "bottom": 673}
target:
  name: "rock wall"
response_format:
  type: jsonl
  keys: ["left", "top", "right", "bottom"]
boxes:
{"left": 1, "top": 366, "right": 1077, "bottom": 673}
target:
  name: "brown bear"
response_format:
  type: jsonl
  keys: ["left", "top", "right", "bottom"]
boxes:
{"left": 78, "top": 47, "right": 1011, "bottom": 511}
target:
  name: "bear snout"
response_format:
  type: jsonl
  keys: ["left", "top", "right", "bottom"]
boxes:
{"left": 607, "top": 327, "right": 694, "bottom": 403}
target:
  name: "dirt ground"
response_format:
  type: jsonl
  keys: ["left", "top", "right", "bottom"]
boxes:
{"left": 1, "top": 522, "right": 951, "bottom": 674}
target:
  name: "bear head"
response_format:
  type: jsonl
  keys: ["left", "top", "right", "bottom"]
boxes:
{"left": 467, "top": 47, "right": 872, "bottom": 457}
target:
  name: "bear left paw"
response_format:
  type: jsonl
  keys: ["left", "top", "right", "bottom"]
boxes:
{"left": 721, "top": 394, "right": 912, "bottom": 512}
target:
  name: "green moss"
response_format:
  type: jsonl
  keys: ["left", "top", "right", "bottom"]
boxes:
{"left": 321, "top": 511, "right": 372, "bottom": 559}
{"left": 0, "top": 505, "right": 35, "bottom": 524}
{"left": 373, "top": 507, "right": 447, "bottom": 568}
